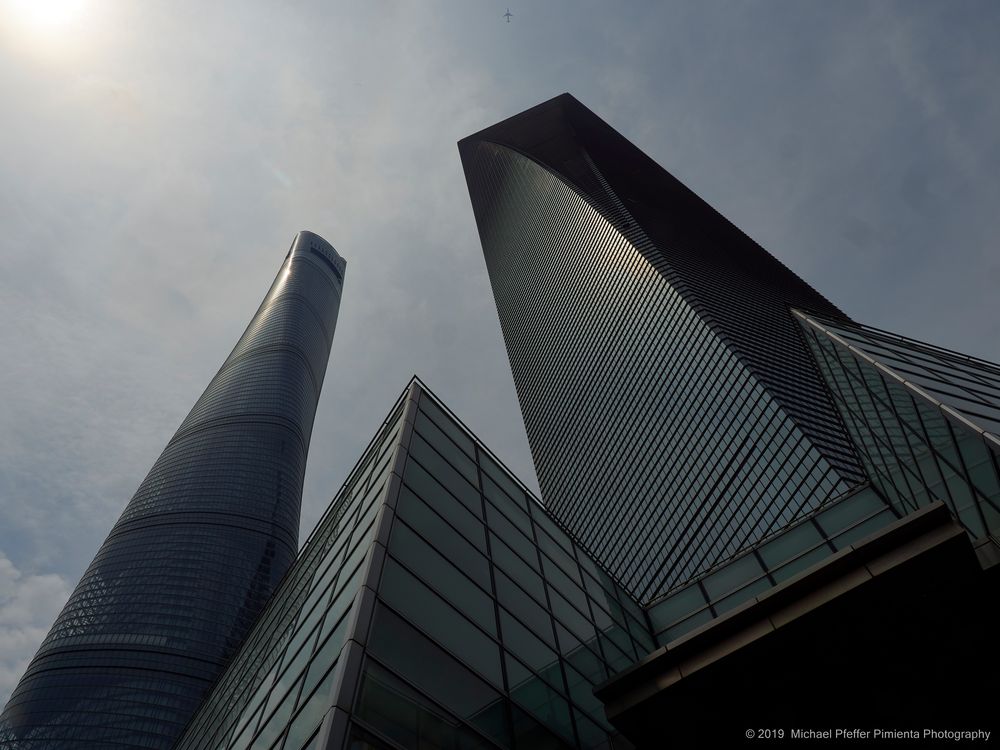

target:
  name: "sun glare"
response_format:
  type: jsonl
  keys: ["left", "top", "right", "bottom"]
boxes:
{"left": 5, "top": 0, "right": 88, "bottom": 32}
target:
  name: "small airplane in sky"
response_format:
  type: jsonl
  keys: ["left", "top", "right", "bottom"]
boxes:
{"left": 504, "top": 8, "right": 513, "bottom": 23}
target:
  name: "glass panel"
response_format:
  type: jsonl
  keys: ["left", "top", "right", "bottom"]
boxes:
{"left": 625, "top": 610, "right": 655, "bottom": 654}
{"left": 815, "top": 487, "right": 887, "bottom": 536}
{"left": 414, "top": 410, "right": 480, "bottom": 486}
{"left": 480, "top": 452, "right": 529, "bottom": 512}
{"left": 304, "top": 622, "right": 347, "bottom": 701}
{"left": 495, "top": 570, "right": 555, "bottom": 646}
{"left": 251, "top": 674, "right": 301, "bottom": 750}
{"left": 405, "top": 448, "right": 482, "bottom": 519}
{"left": 276, "top": 616, "right": 321, "bottom": 685}
{"left": 401, "top": 470, "right": 486, "bottom": 550}
{"left": 418, "top": 398, "right": 476, "bottom": 458}
{"left": 597, "top": 631, "right": 633, "bottom": 674}
{"left": 549, "top": 588, "right": 596, "bottom": 646}
{"left": 506, "top": 654, "right": 575, "bottom": 744}
{"left": 590, "top": 604, "right": 636, "bottom": 662}
{"left": 647, "top": 584, "right": 707, "bottom": 633}
{"left": 352, "top": 496, "right": 383, "bottom": 546}
{"left": 713, "top": 577, "right": 773, "bottom": 616}
{"left": 555, "top": 623, "right": 607, "bottom": 686}
{"left": 758, "top": 521, "right": 826, "bottom": 569}
{"left": 829, "top": 509, "right": 897, "bottom": 549}
{"left": 284, "top": 667, "right": 337, "bottom": 750}
{"left": 529, "top": 508, "right": 575, "bottom": 558}
{"left": 578, "top": 557, "right": 623, "bottom": 609}
{"left": 483, "top": 475, "right": 533, "bottom": 537}
{"left": 234, "top": 663, "right": 279, "bottom": 746}
{"left": 510, "top": 703, "right": 573, "bottom": 750}
{"left": 770, "top": 546, "right": 834, "bottom": 583}
{"left": 396, "top": 487, "right": 491, "bottom": 589}
{"left": 368, "top": 605, "right": 511, "bottom": 747}
{"left": 574, "top": 708, "right": 613, "bottom": 750}
{"left": 317, "top": 561, "right": 362, "bottom": 644}
{"left": 499, "top": 608, "right": 560, "bottom": 678}
{"left": 486, "top": 501, "right": 539, "bottom": 568}
{"left": 379, "top": 558, "right": 502, "bottom": 685}
{"left": 355, "top": 661, "right": 496, "bottom": 750}
{"left": 389, "top": 522, "right": 496, "bottom": 635}
{"left": 547, "top": 563, "right": 590, "bottom": 620}
{"left": 700, "top": 553, "right": 764, "bottom": 600}
{"left": 490, "top": 532, "right": 546, "bottom": 601}
{"left": 266, "top": 623, "right": 318, "bottom": 719}
{"left": 661, "top": 607, "right": 715, "bottom": 645}
{"left": 563, "top": 661, "right": 604, "bottom": 717}
{"left": 535, "top": 528, "right": 581, "bottom": 585}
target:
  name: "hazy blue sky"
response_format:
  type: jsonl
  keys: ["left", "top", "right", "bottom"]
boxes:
{"left": 1, "top": 0, "right": 998, "bottom": 702}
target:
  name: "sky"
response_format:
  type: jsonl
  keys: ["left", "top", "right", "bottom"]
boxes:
{"left": 1, "top": 0, "right": 999, "bottom": 704}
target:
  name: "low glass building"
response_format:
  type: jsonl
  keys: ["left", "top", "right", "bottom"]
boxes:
{"left": 175, "top": 378, "right": 652, "bottom": 750}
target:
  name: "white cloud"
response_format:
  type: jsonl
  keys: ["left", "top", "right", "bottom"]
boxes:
{"left": 0, "top": 553, "right": 72, "bottom": 706}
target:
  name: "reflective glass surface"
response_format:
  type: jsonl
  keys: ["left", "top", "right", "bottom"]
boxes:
{"left": 798, "top": 312, "right": 1000, "bottom": 540}
{"left": 461, "top": 136, "right": 853, "bottom": 601}
{"left": 364, "top": 384, "right": 650, "bottom": 749}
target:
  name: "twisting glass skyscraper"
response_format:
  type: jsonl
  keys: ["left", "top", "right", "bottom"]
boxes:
{"left": 0, "top": 231, "right": 346, "bottom": 749}
{"left": 459, "top": 94, "right": 866, "bottom": 601}
{"left": 457, "top": 95, "right": 997, "bottom": 742}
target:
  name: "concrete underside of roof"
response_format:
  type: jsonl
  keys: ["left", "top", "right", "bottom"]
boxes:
{"left": 596, "top": 502, "right": 998, "bottom": 748}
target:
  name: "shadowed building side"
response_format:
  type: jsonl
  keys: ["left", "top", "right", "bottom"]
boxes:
{"left": 0, "top": 231, "right": 346, "bottom": 749}
{"left": 459, "top": 94, "right": 865, "bottom": 601}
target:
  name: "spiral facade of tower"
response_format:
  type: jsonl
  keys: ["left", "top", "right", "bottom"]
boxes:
{"left": 0, "top": 231, "right": 346, "bottom": 749}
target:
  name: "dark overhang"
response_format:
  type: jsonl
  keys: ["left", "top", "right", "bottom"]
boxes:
{"left": 595, "top": 501, "right": 997, "bottom": 747}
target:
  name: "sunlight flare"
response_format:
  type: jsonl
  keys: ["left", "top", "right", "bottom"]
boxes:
{"left": 5, "top": 0, "right": 88, "bottom": 32}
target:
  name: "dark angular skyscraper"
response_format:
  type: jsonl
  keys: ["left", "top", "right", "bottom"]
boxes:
{"left": 459, "top": 94, "right": 866, "bottom": 601}
{"left": 0, "top": 231, "right": 345, "bottom": 749}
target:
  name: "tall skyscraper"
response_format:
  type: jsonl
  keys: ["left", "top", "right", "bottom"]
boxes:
{"left": 459, "top": 93, "right": 866, "bottom": 601}
{"left": 0, "top": 231, "right": 346, "bottom": 749}
{"left": 458, "top": 95, "right": 999, "bottom": 742}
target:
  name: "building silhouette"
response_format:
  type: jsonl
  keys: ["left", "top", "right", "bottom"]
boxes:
{"left": 0, "top": 231, "right": 345, "bottom": 749}
{"left": 458, "top": 93, "right": 866, "bottom": 601}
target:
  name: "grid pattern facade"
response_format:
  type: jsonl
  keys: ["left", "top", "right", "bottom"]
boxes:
{"left": 461, "top": 134, "right": 852, "bottom": 601}
{"left": 176, "top": 379, "right": 653, "bottom": 750}
{"left": 798, "top": 312, "right": 1000, "bottom": 540}
{"left": 0, "top": 232, "right": 345, "bottom": 749}
{"left": 459, "top": 94, "right": 865, "bottom": 602}
{"left": 362, "top": 385, "right": 652, "bottom": 750}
